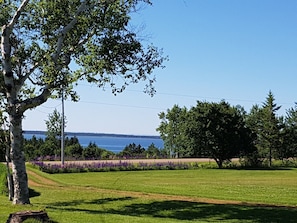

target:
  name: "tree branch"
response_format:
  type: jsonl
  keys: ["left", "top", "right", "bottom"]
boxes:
{"left": 1, "top": 0, "right": 29, "bottom": 101}
{"left": 51, "top": 1, "right": 88, "bottom": 62}
{"left": 16, "top": 61, "right": 39, "bottom": 93}
{"left": 18, "top": 85, "right": 51, "bottom": 112}
{"left": 6, "top": 0, "right": 30, "bottom": 33}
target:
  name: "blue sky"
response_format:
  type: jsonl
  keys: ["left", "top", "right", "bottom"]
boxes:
{"left": 23, "top": 0, "right": 297, "bottom": 135}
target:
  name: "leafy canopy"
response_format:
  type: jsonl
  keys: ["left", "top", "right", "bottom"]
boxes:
{"left": 1, "top": 0, "right": 166, "bottom": 108}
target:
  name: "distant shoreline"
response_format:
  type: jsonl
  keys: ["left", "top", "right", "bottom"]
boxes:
{"left": 23, "top": 130, "right": 161, "bottom": 139}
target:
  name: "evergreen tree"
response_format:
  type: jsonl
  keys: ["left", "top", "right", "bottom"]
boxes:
{"left": 246, "top": 91, "right": 282, "bottom": 166}
{"left": 281, "top": 105, "right": 297, "bottom": 159}
{"left": 262, "top": 91, "right": 282, "bottom": 166}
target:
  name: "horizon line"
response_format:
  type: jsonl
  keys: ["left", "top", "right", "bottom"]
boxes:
{"left": 23, "top": 130, "right": 161, "bottom": 138}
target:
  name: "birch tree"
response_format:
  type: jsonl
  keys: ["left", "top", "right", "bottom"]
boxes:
{"left": 1, "top": 0, "right": 166, "bottom": 204}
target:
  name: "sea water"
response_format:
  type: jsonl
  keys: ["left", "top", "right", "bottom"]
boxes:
{"left": 23, "top": 132, "right": 164, "bottom": 153}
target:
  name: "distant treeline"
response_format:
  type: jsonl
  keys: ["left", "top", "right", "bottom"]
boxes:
{"left": 23, "top": 130, "right": 161, "bottom": 139}
{"left": 11, "top": 135, "right": 165, "bottom": 161}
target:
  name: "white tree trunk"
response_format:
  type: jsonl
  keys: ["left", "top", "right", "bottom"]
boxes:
{"left": 10, "top": 113, "right": 30, "bottom": 204}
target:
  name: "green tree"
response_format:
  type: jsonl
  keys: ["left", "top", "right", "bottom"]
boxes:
{"left": 23, "top": 135, "right": 44, "bottom": 160}
{"left": 145, "top": 143, "right": 161, "bottom": 158}
{"left": 1, "top": 0, "right": 165, "bottom": 204}
{"left": 82, "top": 142, "right": 113, "bottom": 160}
{"left": 262, "top": 91, "right": 282, "bottom": 166}
{"left": 65, "top": 143, "right": 83, "bottom": 159}
{"left": 45, "top": 109, "right": 66, "bottom": 140}
{"left": 247, "top": 91, "right": 282, "bottom": 167}
{"left": 187, "top": 101, "right": 255, "bottom": 168}
{"left": 120, "top": 143, "right": 145, "bottom": 158}
{"left": 44, "top": 108, "right": 65, "bottom": 158}
{"left": 246, "top": 91, "right": 283, "bottom": 167}
{"left": 65, "top": 136, "right": 80, "bottom": 147}
{"left": 0, "top": 106, "right": 13, "bottom": 200}
{"left": 157, "top": 105, "right": 190, "bottom": 158}
{"left": 245, "top": 104, "right": 265, "bottom": 164}
{"left": 280, "top": 105, "right": 297, "bottom": 159}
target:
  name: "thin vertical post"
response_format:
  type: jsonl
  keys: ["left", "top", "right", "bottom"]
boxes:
{"left": 61, "top": 88, "right": 65, "bottom": 165}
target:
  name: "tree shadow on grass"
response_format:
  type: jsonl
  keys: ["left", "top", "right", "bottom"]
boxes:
{"left": 47, "top": 197, "right": 134, "bottom": 207}
{"left": 29, "top": 187, "right": 41, "bottom": 198}
{"left": 46, "top": 197, "right": 297, "bottom": 222}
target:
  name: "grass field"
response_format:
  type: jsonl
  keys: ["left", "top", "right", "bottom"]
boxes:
{"left": 1, "top": 164, "right": 297, "bottom": 222}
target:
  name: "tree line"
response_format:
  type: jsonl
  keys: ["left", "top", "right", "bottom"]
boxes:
{"left": 0, "top": 107, "right": 165, "bottom": 162}
{"left": 0, "top": 135, "right": 164, "bottom": 162}
{"left": 22, "top": 137, "right": 164, "bottom": 161}
{"left": 157, "top": 91, "right": 297, "bottom": 168}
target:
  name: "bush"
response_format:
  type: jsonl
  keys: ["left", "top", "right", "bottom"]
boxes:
{"left": 0, "top": 163, "right": 8, "bottom": 195}
{"left": 119, "top": 143, "right": 146, "bottom": 158}
{"left": 65, "top": 144, "right": 83, "bottom": 159}
{"left": 31, "top": 161, "right": 200, "bottom": 174}
{"left": 82, "top": 143, "right": 113, "bottom": 160}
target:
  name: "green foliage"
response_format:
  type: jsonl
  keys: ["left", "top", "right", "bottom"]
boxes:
{"left": 31, "top": 161, "right": 196, "bottom": 174}
{"left": 82, "top": 142, "right": 113, "bottom": 160}
{"left": 0, "top": 109, "right": 8, "bottom": 162}
{"left": 24, "top": 135, "right": 85, "bottom": 160}
{"left": 65, "top": 143, "right": 83, "bottom": 159}
{"left": 158, "top": 91, "right": 297, "bottom": 168}
{"left": 246, "top": 91, "right": 283, "bottom": 166}
{"left": 45, "top": 109, "right": 66, "bottom": 139}
{"left": 146, "top": 143, "right": 161, "bottom": 158}
{"left": 24, "top": 136, "right": 45, "bottom": 160}
{"left": 157, "top": 105, "right": 190, "bottom": 158}
{"left": 39, "top": 138, "right": 59, "bottom": 157}
{"left": 280, "top": 105, "right": 297, "bottom": 159}
{"left": 158, "top": 101, "right": 256, "bottom": 168}
{"left": 0, "top": 140, "right": 5, "bottom": 162}
{"left": 1, "top": 0, "right": 166, "bottom": 102}
{"left": 119, "top": 143, "right": 145, "bottom": 158}
{"left": 0, "top": 163, "right": 8, "bottom": 195}
{"left": 188, "top": 101, "right": 256, "bottom": 168}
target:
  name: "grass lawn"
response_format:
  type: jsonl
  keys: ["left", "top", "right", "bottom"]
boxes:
{"left": 1, "top": 164, "right": 297, "bottom": 222}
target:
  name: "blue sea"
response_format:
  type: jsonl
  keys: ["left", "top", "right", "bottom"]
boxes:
{"left": 23, "top": 131, "right": 164, "bottom": 153}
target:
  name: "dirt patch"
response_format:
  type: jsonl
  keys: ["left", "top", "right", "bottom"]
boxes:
{"left": 27, "top": 170, "right": 59, "bottom": 187}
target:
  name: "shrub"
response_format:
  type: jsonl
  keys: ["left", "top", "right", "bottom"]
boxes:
{"left": 0, "top": 163, "right": 8, "bottom": 195}
{"left": 65, "top": 144, "right": 83, "bottom": 159}
{"left": 31, "top": 161, "right": 200, "bottom": 174}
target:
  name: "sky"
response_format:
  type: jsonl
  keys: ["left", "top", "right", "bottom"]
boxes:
{"left": 23, "top": 0, "right": 297, "bottom": 136}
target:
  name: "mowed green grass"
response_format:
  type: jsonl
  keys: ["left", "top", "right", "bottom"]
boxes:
{"left": 1, "top": 165, "right": 297, "bottom": 222}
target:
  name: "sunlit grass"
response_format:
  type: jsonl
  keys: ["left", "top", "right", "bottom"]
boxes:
{"left": 46, "top": 168, "right": 297, "bottom": 206}
{"left": 1, "top": 164, "right": 297, "bottom": 222}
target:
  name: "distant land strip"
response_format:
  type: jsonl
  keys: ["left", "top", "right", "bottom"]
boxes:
{"left": 23, "top": 130, "right": 161, "bottom": 139}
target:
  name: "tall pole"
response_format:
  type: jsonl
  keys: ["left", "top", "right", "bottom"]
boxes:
{"left": 61, "top": 88, "right": 65, "bottom": 165}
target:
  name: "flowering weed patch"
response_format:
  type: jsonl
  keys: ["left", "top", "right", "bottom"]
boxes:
{"left": 31, "top": 161, "right": 198, "bottom": 174}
